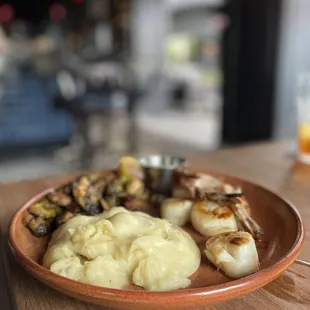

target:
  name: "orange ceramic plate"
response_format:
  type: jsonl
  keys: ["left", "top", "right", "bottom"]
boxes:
{"left": 9, "top": 170, "right": 304, "bottom": 310}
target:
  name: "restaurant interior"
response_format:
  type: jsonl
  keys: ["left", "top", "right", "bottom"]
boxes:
{"left": 1, "top": 1, "right": 310, "bottom": 310}
{"left": 0, "top": 0, "right": 304, "bottom": 182}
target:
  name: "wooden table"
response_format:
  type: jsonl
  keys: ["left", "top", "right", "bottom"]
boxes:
{"left": 1, "top": 141, "right": 309, "bottom": 310}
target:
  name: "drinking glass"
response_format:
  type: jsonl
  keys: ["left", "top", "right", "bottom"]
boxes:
{"left": 296, "top": 73, "right": 310, "bottom": 163}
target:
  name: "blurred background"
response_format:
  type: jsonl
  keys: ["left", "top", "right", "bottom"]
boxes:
{"left": 0, "top": 0, "right": 307, "bottom": 182}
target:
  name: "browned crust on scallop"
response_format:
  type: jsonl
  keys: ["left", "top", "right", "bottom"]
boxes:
{"left": 206, "top": 231, "right": 251, "bottom": 247}
{"left": 229, "top": 236, "right": 249, "bottom": 246}
{"left": 193, "top": 202, "right": 234, "bottom": 220}
{"left": 214, "top": 207, "right": 234, "bottom": 219}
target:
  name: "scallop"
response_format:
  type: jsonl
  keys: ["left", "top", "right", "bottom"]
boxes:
{"left": 204, "top": 231, "right": 259, "bottom": 279}
{"left": 161, "top": 198, "right": 193, "bottom": 226}
{"left": 190, "top": 201, "right": 237, "bottom": 237}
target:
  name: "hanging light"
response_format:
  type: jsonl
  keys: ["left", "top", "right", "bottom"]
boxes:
{"left": 0, "top": 4, "right": 15, "bottom": 23}
{"left": 49, "top": 3, "right": 67, "bottom": 22}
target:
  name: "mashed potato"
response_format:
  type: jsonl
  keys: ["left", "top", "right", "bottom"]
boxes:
{"left": 43, "top": 207, "right": 200, "bottom": 291}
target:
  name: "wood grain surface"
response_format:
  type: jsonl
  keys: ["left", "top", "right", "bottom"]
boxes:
{"left": 1, "top": 141, "right": 310, "bottom": 310}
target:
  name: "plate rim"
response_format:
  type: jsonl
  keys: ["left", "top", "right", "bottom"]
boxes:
{"left": 8, "top": 169, "right": 305, "bottom": 305}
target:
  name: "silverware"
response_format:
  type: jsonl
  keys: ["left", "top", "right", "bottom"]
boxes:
{"left": 0, "top": 222, "right": 18, "bottom": 310}
{"left": 295, "top": 259, "right": 310, "bottom": 268}
{"left": 139, "top": 155, "right": 186, "bottom": 196}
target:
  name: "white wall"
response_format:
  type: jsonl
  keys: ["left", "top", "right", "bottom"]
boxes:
{"left": 129, "top": 0, "right": 224, "bottom": 112}
{"left": 172, "top": 9, "right": 221, "bottom": 37}
{"left": 129, "top": 0, "right": 170, "bottom": 112}
{"left": 130, "top": 0, "right": 168, "bottom": 83}
{"left": 274, "top": 0, "right": 310, "bottom": 139}
{"left": 168, "top": 0, "right": 224, "bottom": 11}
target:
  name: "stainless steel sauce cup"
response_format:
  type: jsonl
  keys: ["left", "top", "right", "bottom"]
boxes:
{"left": 139, "top": 155, "right": 186, "bottom": 196}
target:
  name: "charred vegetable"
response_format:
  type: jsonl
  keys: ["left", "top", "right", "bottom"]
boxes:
{"left": 72, "top": 176, "right": 103, "bottom": 215}
{"left": 86, "top": 172, "right": 116, "bottom": 184}
{"left": 126, "top": 178, "right": 144, "bottom": 196}
{"left": 24, "top": 158, "right": 156, "bottom": 237}
{"left": 65, "top": 202, "right": 83, "bottom": 214}
{"left": 118, "top": 156, "right": 143, "bottom": 179}
{"left": 47, "top": 191, "right": 72, "bottom": 207}
{"left": 84, "top": 173, "right": 102, "bottom": 183}
{"left": 99, "top": 198, "right": 111, "bottom": 211}
{"left": 28, "top": 199, "right": 61, "bottom": 219}
{"left": 92, "top": 178, "right": 108, "bottom": 196}
{"left": 123, "top": 197, "right": 150, "bottom": 211}
{"left": 23, "top": 212, "right": 35, "bottom": 226}
{"left": 105, "top": 177, "right": 126, "bottom": 196}
{"left": 59, "top": 183, "right": 73, "bottom": 196}
{"left": 104, "top": 196, "right": 121, "bottom": 208}
{"left": 27, "top": 215, "right": 52, "bottom": 237}
{"left": 54, "top": 210, "right": 75, "bottom": 228}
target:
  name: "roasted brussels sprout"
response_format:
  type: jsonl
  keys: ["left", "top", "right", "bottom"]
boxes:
{"left": 72, "top": 176, "right": 103, "bottom": 215}
{"left": 73, "top": 176, "right": 95, "bottom": 206}
{"left": 85, "top": 203, "right": 103, "bottom": 215}
{"left": 24, "top": 159, "right": 158, "bottom": 238}
{"left": 28, "top": 199, "right": 61, "bottom": 219}
{"left": 104, "top": 171, "right": 118, "bottom": 183}
{"left": 23, "top": 212, "right": 35, "bottom": 226}
{"left": 57, "top": 183, "right": 73, "bottom": 196}
{"left": 27, "top": 217, "right": 52, "bottom": 237}
{"left": 54, "top": 210, "right": 75, "bottom": 228}
{"left": 105, "top": 177, "right": 126, "bottom": 196}
{"left": 47, "top": 191, "right": 72, "bottom": 207}
{"left": 85, "top": 172, "right": 117, "bottom": 185}
{"left": 85, "top": 173, "right": 102, "bottom": 183}
{"left": 99, "top": 198, "right": 111, "bottom": 211}
{"left": 124, "top": 198, "right": 150, "bottom": 211}
{"left": 72, "top": 176, "right": 90, "bottom": 201}
{"left": 65, "top": 202, "right": 82, "bottom": 214}
{"left": 92, "top": 178, "right": 107, "bottom": 195}
{"left": 105, "top": 196, "right": 120, "bottom": 208}
{"left": 118, "top": 156, "right": 143, "bottom": 179}
{"left": 126, "top": 178, "right": 144, "bottom": 196}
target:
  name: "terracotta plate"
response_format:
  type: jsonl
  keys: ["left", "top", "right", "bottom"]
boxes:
{"left": 9, "top": 170, "right": 305, "bottom": 310}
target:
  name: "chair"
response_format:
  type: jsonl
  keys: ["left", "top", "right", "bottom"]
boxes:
{"left": 53, "top": 56, "right": 142, "bottom": 169}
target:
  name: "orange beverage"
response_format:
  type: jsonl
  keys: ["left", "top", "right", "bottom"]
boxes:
{"left": 298, "top": 123, "right": 310, "bottom": 154}
{"left": 296, "top": 74, "right": 310, "bottom": 163}
{"left": 298, "top": 123, "right": 310, "bottom": 163}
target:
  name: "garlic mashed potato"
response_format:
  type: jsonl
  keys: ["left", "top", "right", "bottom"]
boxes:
{"left": 43, "top": 207, "right": 200, "bottom": 291}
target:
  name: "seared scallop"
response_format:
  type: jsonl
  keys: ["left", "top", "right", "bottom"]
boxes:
{"left": 191, "top": 192, "right": 262, "bottom": 239}
{"left": 190, "top": 201, "right": 237, "bottom": 237}
{"left": 204, "top": 231, "right": 259, "bottom": 279}
{"left": 161, "top": 198, "right": 193, "bottom": 226}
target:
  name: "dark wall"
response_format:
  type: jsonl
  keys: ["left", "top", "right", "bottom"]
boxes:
{"left": 1, "top": 0, "right": 54, "bottom": 23}
{"left": 221, "top": 0, "right": 282, "bottom": 144}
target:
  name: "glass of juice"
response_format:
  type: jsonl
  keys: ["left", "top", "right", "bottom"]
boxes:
{"left": 297, "top": 73, "right": 310, "bottom": 163}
